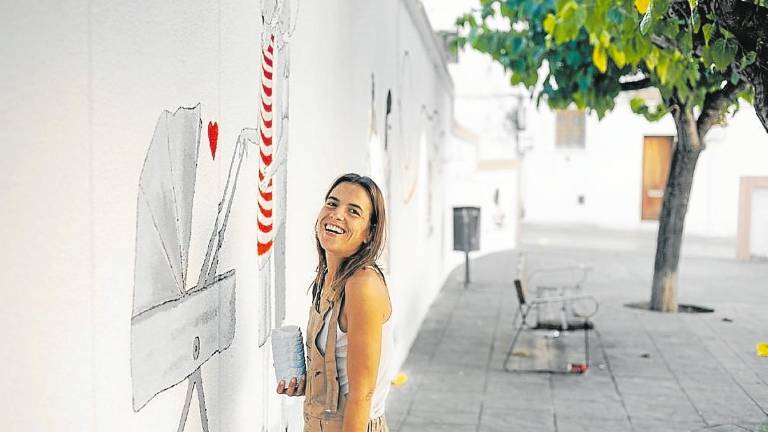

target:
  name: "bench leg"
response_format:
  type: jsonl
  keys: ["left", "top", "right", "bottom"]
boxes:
{"left": 584, "top": 320, "right": 590, "bottom": 367}
{"left": 503, "top": 305, "right": 531, "bottom": 372}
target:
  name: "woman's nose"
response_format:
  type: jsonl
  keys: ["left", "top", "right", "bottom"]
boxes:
{"left": 330, "top": 207, "right": 344, "bottom": 220}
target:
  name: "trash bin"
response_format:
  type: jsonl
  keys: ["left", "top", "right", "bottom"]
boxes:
{"left": 453, "top": 207, "right": 480, "bottom": 285}
{"left": 453, "top": 206, "right": 481, "bottom": 252}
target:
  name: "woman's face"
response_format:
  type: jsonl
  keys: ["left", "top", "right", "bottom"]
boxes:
{"left": 316, "top": 182, "right": 374, "bottom": 260}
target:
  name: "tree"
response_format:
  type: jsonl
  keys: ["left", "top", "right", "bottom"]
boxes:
{"left": 456, "top": 0, "right": 768, "bottom": 312}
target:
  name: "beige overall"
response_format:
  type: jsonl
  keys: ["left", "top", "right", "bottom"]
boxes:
{"left": 303, "top": 287, "right": 388, "bottom": 432}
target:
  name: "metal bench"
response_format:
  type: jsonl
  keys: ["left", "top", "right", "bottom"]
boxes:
{"left": 502, "top": 256, "right": 599, "bottom": 373}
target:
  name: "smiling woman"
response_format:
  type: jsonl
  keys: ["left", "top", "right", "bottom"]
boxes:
{"left": 276, "top": 173, "right": 394, "bottom": 432}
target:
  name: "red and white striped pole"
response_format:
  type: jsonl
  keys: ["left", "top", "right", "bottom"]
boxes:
{"left": 257, "top": 34, "right": 275, "bottom": 261}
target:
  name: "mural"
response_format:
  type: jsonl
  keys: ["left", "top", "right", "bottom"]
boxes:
{"left": 257, "top": 0, "right": 297, "bottom": 349}
{"left": 130, "top": 3, "right": 298, "bottom": 427}
{"left": 382, "top": 88, "right": 394, "bottom": 274}
{"left": 395, "top": 49, "right": 444, "bottom": 208}
{"left": 259, "top": 1, "right": 299, "bottom": 430}
{"left": 367, "top": 74, "right": 385, "bottom": 189}
{"left": 130, "top": 105, "right": 262, "bottom": 431}
{"left": 396, "top": 50, "right": 420, "bottom": 205}
{"left": 421, "top": 106, "right": 443, "bottom": 239}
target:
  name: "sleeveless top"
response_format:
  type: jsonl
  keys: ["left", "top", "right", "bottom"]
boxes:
{"left": 314, "top": 276, "right": 394, "bottom": 419}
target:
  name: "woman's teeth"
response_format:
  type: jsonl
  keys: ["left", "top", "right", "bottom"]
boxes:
{"left": 324, "top": 223, "right": 345, "bottom": 234}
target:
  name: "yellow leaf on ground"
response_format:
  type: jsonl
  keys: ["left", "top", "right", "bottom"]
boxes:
{"left": 593, "top": 44, "right": 608, "bottom": 73}
{"left": 635, "top": 0, "right": 650, "bottom": 14}
{"left": 391, "top": 372, "right": 409, "bottom": 387}
{"left": 757, "top": 342, "right": 768, "bottom": 357}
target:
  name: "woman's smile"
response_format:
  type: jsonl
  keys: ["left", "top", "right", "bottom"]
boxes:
{"left": 316, "top": 182, "right": 372, "bottom": 258}
{"left": 323, "top": 222, "right": 346, "bottom": 236}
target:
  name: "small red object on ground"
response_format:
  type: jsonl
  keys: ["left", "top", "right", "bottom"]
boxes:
{"left": 568, "top": 363, "right": 589, "bottom": 374}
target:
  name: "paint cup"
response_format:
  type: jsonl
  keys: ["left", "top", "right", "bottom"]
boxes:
{"left": 271, "top": 325, "right": 306, "bottom": 384}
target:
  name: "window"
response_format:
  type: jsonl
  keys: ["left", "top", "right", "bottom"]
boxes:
{"left": 555, "top": 109, "right": 586, "bottom": 149}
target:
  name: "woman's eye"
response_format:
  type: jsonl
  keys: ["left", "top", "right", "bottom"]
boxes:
{"left": 350, "top": 209, "right": 360, "bottom": 216}
{"left": 326, "top": 201, "right": 336, "bottom": 207}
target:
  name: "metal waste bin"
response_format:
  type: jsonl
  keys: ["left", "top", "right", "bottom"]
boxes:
{"left": 453, "top": 207, "right": 480, "bottom": 285}
{"left": 453, "top": 207, "right": 480, "bottom": 252}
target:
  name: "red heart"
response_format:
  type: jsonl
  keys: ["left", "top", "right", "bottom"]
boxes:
{"left": 207, "top": 121, "right": 219, "bottom": 160}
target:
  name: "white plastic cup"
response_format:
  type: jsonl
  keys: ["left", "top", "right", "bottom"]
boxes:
{"left": 271, "top": 325, "right": 306, "bottom": 384}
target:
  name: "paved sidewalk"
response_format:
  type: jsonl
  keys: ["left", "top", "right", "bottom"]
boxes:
{"left": 387, "top": 224, "right": 768, "bottom": 432}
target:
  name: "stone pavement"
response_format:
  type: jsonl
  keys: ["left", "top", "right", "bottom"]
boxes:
{"left": 386, "top": 223, "right": 768, "bottom": 432}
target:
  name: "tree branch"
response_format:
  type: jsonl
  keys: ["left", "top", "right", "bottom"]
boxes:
{"left": 649, "top": 34, "right": 676, "bottom": 51}
{"left": 702, "top": 0, "right": 768, "bottom": 50}
{"left": 742, "top": 64, "right": 768, "bottom": 134}
{"left": 697, "top": 81, "right": 747, "bottom": 137}
{"left": 697, "top": 0, "right": 768, "bottom": 134}
{"left": 620, "top": 77, "right": 653, "bottom": 91}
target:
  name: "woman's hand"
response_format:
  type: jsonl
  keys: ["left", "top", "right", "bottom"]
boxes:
{"left": 276, "top": 376, "right": 306, "bottom": 396}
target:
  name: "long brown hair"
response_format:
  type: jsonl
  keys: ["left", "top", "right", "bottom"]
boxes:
{"left": 311, "top": 173, "right": 387, "bottom": 310}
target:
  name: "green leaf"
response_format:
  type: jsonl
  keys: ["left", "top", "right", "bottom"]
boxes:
{"left": 630, "top": 97, "right": 646, "bottom": 112}
{"left": 607, "top": 7, "right": 624, "bottom": 25}
{"left": 652, "top": 0, "right": 670, "bottom": 20}
{"left": 644, "top": 48, "right": 659, "bottom": 70}
{"left": 657, "top": 55, "right": 669, "bottom": 83}
{"left": 565, "top": 48, "right": 583, "bottom": 66}
{"left": 679, "top": 29, "right": 693, "bottom": 55}
{"left": 740, "top": 51, "right": 758, "bottom": 69}
{"left": 730, "top": 70, "right": 741, "bottom": 84}
{"left": 710, "top": 38, "right": 738, "bottom": 71}
{"left": 553, "top": 1, "right": 587, "bottom": 44}
{"left": 599, "top": 30, "right": 611, "bottom": 46}
{"left": 609, "top": 46, "right": 627, "bottom": 68}
{"left": 702, "top": 23, "right": 714, "bottom": 45}
{"left": 691, "top": 9, "right": 701, "bottom": 33}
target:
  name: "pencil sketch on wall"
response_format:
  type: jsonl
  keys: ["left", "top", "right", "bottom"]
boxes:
{"left": 131, "top": 104, "right": 270, "bottom": 431}
{"left": 257, "top": 0, "right": 298, "bottom": 348}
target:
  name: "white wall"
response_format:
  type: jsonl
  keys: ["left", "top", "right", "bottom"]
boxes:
{"left": 0, "top": 1, "right": 453, "bottom": 431}
{"left": 0, "top": 3, "right": 93, "bottom": 431}
{"left": 522, "top": 92, "right": 768, "bottom": 238}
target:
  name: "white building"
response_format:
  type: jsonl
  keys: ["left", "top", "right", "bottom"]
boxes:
{"left": 424, "top": 0, "right": 768, "bottom": 260}
{"left": 522, "top": 93, "right": 768, "bottom": 250}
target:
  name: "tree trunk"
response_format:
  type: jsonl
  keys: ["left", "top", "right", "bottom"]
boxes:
{"left": 649, "top": 104, "right": 703, "bottom": 312}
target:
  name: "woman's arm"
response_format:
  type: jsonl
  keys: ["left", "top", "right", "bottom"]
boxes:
{"left": 342, "top": 268, "right": 389, "bottom": 432}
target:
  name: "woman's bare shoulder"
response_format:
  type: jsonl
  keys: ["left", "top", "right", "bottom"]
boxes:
{"left": 348, "top": 266, "right": 386, "bottom": 291}
{"left": 346, "top": 266, "right": 388, "bottom": 310}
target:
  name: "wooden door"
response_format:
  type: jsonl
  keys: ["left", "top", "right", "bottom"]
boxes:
{"left": 641, "top": 136, "right": 673, "bottom": 220}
